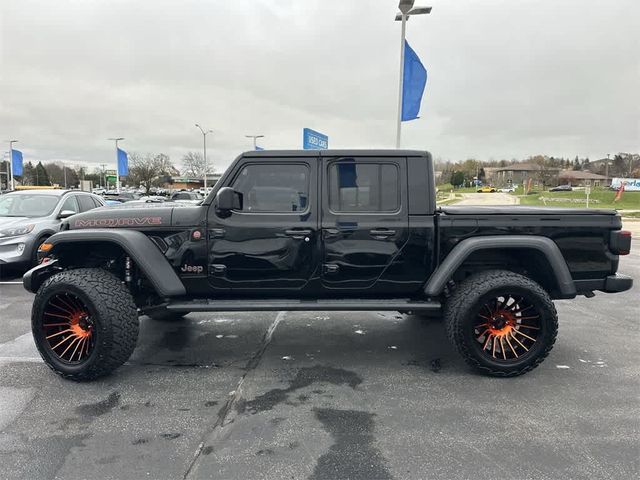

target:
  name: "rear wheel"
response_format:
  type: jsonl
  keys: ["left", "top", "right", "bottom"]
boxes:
{"left": 444, "top": 270, "right": 558, "bottom": 377}
{"left": 32, "top": 268, "right": 139, "bottom": 381}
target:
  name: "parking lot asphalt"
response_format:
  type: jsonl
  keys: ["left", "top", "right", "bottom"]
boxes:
{"left": 0, "top": 244, "right": 639, "bottom": 480}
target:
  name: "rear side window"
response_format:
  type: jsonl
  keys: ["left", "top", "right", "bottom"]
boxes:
{"left": 329, "top": 162, "right": 399, "bottom": 212}
{"left": 77, "top": 195, "right": 96, "bottom": 212}
{"left": 231, "top": 163, "right": 309, "bottom": 213}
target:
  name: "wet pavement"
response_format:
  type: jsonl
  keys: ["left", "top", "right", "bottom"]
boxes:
{"left": 0, "top": 244, "right": 638, "bottom": 479}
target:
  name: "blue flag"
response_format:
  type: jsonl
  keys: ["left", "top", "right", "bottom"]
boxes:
{"left": 402, "top": 40, "right": 427, "bottom": 121}
{"left": 117, "top": 148, "right": 128, "bottom": 176}
{"left": 11, "top": 150, "right": 23, "bottom": 176}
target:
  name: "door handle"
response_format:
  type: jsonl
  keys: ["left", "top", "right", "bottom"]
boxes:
{"left": 369, "top": 229, "right": 396, "bottom": 239}
{"left": 285, "top": 229, "right": 312, "bottom": 239}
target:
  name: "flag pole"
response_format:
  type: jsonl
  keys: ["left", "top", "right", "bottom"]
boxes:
{"left": 115, "top": 140, "right": 119, "bottom": 192}
{"left": 108, "top": 137, "right": 124, "bottom": 191}
{"left": 396, "top": 13, "right": 407, "bottom": 149}
{"left": 9, "top": 142, "right": 14, "bottom": 191}
{"left": 8, "top": 140, "right": 18, "bottom": 191}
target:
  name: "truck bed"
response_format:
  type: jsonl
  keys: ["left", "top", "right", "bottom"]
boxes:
{"left": 439, "top": 206, "right": 617, "bottom": 215}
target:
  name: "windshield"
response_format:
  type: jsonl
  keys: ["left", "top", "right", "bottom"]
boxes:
{"left": 0, "top": 194, "right": 59, "bottom": 217}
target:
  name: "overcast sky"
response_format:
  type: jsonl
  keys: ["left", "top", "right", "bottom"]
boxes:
{"left": 1, "top": 0, "right": 639, "bottom": 172}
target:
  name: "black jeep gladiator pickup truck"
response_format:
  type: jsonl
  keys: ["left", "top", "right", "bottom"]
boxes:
{"left": 23, "top": 150, "right": 633, "bottom": 381}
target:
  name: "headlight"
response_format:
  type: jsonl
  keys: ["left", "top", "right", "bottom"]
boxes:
{"left": 0, "top": 224, "right": 35, "bottom": 238}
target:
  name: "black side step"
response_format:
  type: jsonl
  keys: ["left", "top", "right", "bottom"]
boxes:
{"left": 165, "top": 298, "right": 441, "bottom": 313}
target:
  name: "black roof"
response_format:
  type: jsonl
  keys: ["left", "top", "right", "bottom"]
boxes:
{"left": 242, "top": 149, "right": 428, "bottom": 158}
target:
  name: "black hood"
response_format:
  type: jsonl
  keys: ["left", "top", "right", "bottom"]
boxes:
{"left": 67, "top": 203, "right": 204, "bottom": 230}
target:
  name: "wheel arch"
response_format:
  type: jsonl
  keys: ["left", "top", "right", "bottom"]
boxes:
{"left": 23, "top": 229, "right": 186, "bottom": 297}
{"left": 425, "top": 235, "right": 576, "bottom": 299}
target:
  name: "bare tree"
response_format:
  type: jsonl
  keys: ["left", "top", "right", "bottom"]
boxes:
{"left": 128, "top": 153, "right": 178, "bottom": 194}
{"left": 181, "top": 151, "right": 209, "bottom": 178}
{"left": 128, "top": 153, "right": 158, "bottom": 194}
{"left": 530, "top": 155, "right": 556, "bottom": 189}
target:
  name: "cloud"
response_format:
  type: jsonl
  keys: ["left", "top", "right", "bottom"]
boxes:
{"left": 0, "top": 0, "right": 638, "bottom": 173}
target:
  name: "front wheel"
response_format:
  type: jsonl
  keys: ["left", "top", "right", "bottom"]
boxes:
{"left": 444, "top": 270, "right": 558, "bottom": 377}
{"left": 32, "top": 268, "right": 139, "bottom": 381}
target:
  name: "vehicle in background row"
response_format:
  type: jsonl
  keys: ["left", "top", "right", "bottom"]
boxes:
{"left": 103, "top": 192, "right": 141, "bottom": 203}
{"left": 170, "top": 191, "right": 203, "bottom": 204}
{"left": 0, "top": 189, "right": 104, "bottom": 269}
{"left": 549, "top": 185, "right": 573, "bottom": 192}
{"left": 23, "top": 150, "right": 632, "bottom": 381}
{"left": 477, "top": 186, "right": 497, "bottom": 193}
{"left": 498, "top": 186, "right": 516, "bottom": 193}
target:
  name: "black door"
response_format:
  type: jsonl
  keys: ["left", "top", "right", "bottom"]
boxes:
{"left": 207, "top": 159, "right": 319, "bottom": 295}
{"left": 321, "top": 156, "right": 410, "bottom": 295}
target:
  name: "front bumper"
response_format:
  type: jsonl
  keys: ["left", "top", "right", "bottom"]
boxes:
{"left": 22, "top": 259, "right": 61, "bottom": 293}
{"left": 0, "top": 235, "right": 36, "bottom": 265}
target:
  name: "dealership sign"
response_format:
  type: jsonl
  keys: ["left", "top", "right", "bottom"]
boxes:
{"left": 303, "top": 128, "right": 328, "bottom": 150}
{"left": 611, "top": 178, "right": 640, "bottom": 191}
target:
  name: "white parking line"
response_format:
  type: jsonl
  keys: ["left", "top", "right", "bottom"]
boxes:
{"left": 0, "top": 282, "right": 23, "bottom": 285}
{"left": 0, "top": 333, "right": 41, "bottom": 364}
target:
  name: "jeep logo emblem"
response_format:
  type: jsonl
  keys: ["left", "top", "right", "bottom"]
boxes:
{"left": 180, "top": 264, "right": 204, "bottom": 274}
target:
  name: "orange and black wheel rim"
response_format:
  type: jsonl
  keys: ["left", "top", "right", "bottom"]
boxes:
{"left": 42, "top": 293, "right": 96, "bottom": 364}
{"left": 473, "top": 294, "right": 541, "bottom": 361}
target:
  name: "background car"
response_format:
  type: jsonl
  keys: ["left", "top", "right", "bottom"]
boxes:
{"left": 477, "top": 186, "right": 497, "bottom": 193}
{"left": 0, "top": 189, "right": 104, "bottom": 269}
{"left": 103, "top": 191, "right": 141, "bottom": 203}
{"left": 549, "top": 185, "right": 573, "bottom": 192}
{"left": 169, "top": 191, "right": 203, "bottom": 204}
{"left": 498, "top": 186, "right": 516, "bottom": 193}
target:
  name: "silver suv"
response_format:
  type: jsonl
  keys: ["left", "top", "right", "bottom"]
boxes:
{"left": 0, "top": 189, "right": 105, "bottom": 270}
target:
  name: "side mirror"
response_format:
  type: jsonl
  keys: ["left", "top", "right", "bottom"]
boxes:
{"left": 215, "top": 187, "right": 242, "bottom": 216}
{"left": 58, "top": 210, "right": 76, "bottom": 219}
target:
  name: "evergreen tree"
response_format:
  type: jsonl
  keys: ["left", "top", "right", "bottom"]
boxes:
{"left": 450, "top": 171, "right": 465, "bottom": 187}
{"left": 34, "top": 161, "right": 50, "bottom": 186}
{"left": 21, "top": 161, "right": 36, "bottom": 186}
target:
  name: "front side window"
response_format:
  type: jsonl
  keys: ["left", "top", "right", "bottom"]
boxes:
{"left": 329, "top": 161, "right": 399, "bottom": 212}
{"left": 59, "top": 195, "right": 79, "bottom": 214}
{"left": 231, "top": 163, "right": 309, "bottom": 213}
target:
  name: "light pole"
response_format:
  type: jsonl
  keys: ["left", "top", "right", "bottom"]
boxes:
{"left": 108, "top": 138, "right": 124, "bottom": 191}
{"left": 100, "top": 163, "right": 107, "bottom": 189}
{"left": 195, "top": 124, "right": 213, "bottom": 190}
{"left": 395, "top": 0, "right": 431, "bottom": 148}
{"left": 7, "top": 140, "right": 18, "bottom": 190}
{"left": 245, "top": 134, "right": 264, "bottom": 150}
{"left": 605, "top": 153, "right": 610, "bottom": 187}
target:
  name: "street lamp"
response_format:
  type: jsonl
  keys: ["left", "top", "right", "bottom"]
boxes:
{"left": 245, "top": 134, "right": 264, "bottom": 150}
{"left": 605, "top": 153, "right": 611, "bottom": 187}
{"left": 195, "top": 124, "right": 213, "bottom": 190}
{"left": 395, "top": 0, "right": 432, "bottom": 148}
{"left": 107, "top": 137, "right": 124, "bottom": 191}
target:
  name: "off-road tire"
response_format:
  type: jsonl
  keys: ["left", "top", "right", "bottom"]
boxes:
{"left": 32, "top": 268, "right": 139, "bottom": 381}
{"left": 444, "top": 270, "right": 558, "bottom": 377}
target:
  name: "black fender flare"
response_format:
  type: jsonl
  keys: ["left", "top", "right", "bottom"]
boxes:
{"left": 23, "top": 229, "right": 186, "bottom": 297}
{"left": 424, "top": 235, "right": 576, "bottom": 298}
